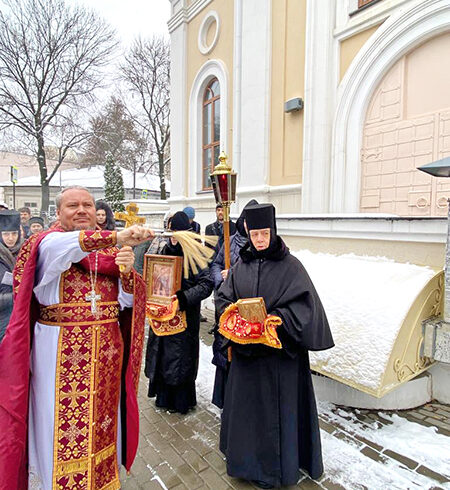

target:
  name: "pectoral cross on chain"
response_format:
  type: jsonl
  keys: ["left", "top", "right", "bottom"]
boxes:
{"left": 86, "top": 290, "right": 101, "bottom": 315}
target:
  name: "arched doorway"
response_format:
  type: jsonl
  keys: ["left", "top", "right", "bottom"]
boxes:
{"left": 360, "top": 32, "right": 450, "bottom": 216}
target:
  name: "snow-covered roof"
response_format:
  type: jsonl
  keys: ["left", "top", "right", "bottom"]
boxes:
{"left": 0, "top": 165, "right": 170, "bottom": 192}
{"left": 293, "top": 250, "right": 437, "bottom": 393}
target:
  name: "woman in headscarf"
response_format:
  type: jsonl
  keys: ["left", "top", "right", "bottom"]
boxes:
{"left": 0, "top": 211, "right": 23, "bottom": 342}
{"left": 145, "top": 211, "right": 214, "bottom": 414}
{"left": 95, "top": 200, "right": 116, "bottom": 230}
{"left": 216, "top": 203, "right": 334, "bottom": 489}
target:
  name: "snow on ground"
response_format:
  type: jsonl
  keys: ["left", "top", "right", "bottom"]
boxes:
{"left": 292, "top": 250, "right": 436, "bottom": 391}
{"left": 320, "top": 401, "right": 450, "bottom": 480}
{"left": 198, "top": 341, "right": 450, "bottom": 489}
{"left": 320, "top": 430, "right": 440, "bottom": 490}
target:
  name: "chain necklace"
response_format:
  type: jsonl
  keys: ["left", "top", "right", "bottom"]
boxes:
{"left": 85, "top": 252, "right": 101, "bottom": 315}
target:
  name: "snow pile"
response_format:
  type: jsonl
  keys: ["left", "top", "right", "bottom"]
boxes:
{"left": 292, "top": 250, "right": 436, "bottom": 391}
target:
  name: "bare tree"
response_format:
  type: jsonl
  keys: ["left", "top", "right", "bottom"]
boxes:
{"left": 0, "top": 0, "right": 117, "bottom": 213}
{"left": 121, "top": 37, "right": 170, "bottom": 200}
{"left": 83, "top": 96, "right": 146, "bottom": 171}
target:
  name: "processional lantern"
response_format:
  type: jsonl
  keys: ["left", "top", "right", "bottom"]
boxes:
{"left": 417, "top": 157, "right": 450, "bottom": 364}
{"left": 210, "top": 152, "right": 237, "bottom": 269}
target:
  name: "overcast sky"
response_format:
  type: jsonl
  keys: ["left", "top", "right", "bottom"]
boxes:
{"left": 72, "top": 0, "right": 171, "bottom": 45}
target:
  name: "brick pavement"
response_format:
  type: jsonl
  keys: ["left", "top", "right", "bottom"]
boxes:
{"left": 120, "top": 310, "right": 450, "bottom": 489}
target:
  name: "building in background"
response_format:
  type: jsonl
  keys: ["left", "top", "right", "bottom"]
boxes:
{"left": 167, "top": 0, "right": 450, "bottom": 405}
{"left": 0, "top": 165, "right": 170, "bottom": 216}
{"left": 168, "top": 0, "right": 450, "bottom": 267}
{"left": 0, "top": 151, "right": 78, "bottom": 206}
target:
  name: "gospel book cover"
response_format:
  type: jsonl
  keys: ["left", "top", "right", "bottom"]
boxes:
{"left": 237, "top": 297, "right": 267, "bottom": 323}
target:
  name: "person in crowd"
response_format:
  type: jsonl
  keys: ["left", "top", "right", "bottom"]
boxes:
{"left": 210, "top": 199, "right": 258, "bottom": 408}
{"left": 183, "top": 206, "right": 201, "bottom": 234}
{"left": 216, "top": 203, "right": 334, "bottom": 489}
{"left": 205, "top": 204, "right": 236, "bottom": 252}
{"left": 96, "top": 200, "right": 116, "bottom": 230}
{"left": 18, "top": 206, "right": 31, "bottom": 238}
{"left": 0, "top": 202, "right": 8, "bottom": 211}
{"left": 133, "top": 212, "right": 172, "bottom": 276}
{"left": 0, "top": 185, "right": 153, "bottom": 489}
{"left": 28, "top": 216, "right": 45, "bottom": 235}
{"left": 0, "top": 210, "right": 23, "bottom": 343}
{"left": 145, "top": 211, "right": 214, "bottom": 414}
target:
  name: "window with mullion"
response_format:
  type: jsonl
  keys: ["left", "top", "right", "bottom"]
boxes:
{"left": 202, "top": 78, "right": 220, "bottom": 190}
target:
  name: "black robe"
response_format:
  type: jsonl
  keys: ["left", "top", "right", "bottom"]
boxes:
{"left": 216, "top": 237, "right": 334, "bottom": 486}
{"left": 144, "top": 242, "right": 214, "bottom": 414}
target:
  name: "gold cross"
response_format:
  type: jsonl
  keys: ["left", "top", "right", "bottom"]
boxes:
{"left": 114, "top": 202, "right": 146, "bottom": 228}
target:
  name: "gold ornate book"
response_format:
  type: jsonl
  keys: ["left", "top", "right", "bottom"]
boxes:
{"left": 237, "top": 297, "right": 267, "bottom": 323}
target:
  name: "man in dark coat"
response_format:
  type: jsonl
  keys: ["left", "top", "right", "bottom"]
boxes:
{"left": 145, "top": 211, "right": 214, "bottom": 414}
{"left": 205, "top": 204, "right": 236, "bottom": 252}
{"left": 216, "top": 203, "right": 334, "bottom": 488}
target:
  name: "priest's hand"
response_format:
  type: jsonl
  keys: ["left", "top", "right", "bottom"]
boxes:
{"left": 115, "top": 246, "right": 135, "bottom": 274}
{"left": 117, "top": 225, "right": 154, "bottom": 247}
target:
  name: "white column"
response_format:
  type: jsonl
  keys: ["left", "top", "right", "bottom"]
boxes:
{"left": 237, "top": 0, "right": 272, "bottom": 190}
{"left": 302, "top": 0, "right": 337, "bottom": 213}
{"left": 168, "top": 20, "right": 188, "bottom": 203}
{"left": 232, "top": 0, "right": 243, "bottom": 179}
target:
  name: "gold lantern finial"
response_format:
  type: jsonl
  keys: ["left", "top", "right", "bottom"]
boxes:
{"left": 211, "top": 151, "right": 232, "bottom": 175}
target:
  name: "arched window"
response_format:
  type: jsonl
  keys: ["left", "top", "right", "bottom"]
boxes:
{"left": 202, "top": 78, "right": 220, "bottom": 190}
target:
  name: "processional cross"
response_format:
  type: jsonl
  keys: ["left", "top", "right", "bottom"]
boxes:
{"left": 114, "top": 203, "right": 146, "bottom": 228}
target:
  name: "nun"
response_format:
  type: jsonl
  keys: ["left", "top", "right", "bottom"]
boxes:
{"left": 216, "top": 203, "right": 334, "bottom": 488}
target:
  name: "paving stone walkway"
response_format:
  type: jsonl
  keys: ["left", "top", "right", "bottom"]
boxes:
{"left": 120, "top": 310, "right": 450, "bottom": 490}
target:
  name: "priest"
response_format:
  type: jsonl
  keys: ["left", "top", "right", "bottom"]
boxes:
{"left": 0, "top": 186, "right": 153, "bottom": 489}
{"left": 216, "top": 203, "right": 334, "bottom": 489}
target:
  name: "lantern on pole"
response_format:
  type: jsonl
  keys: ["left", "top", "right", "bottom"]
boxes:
{"left": 210, "top": 152, "right": 237, "bottom": 269}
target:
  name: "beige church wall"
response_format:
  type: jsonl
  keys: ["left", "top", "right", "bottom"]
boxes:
{"left": 339, "top": 23, "right": 382, "bottom": 82}
{"left": 185, "top": 0, "right": 234, "bottom": 195}
{"left": 360, "top": 32, "right": 450, "bottom": 217}
{"left": 282, "top": 235, "right": 445, "bottom": 269}
{"left": 269, "top": 0, "right": 306, "bottom": 187}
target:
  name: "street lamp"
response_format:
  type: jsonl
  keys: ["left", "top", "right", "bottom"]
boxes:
{"left": 418, "top": 157, "right": 450, "bottom": 364}
{"left": 210, "top": 151, "right": 237, "bottom": 269}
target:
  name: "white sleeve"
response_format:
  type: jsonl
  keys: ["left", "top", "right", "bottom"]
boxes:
{"left": 118, "top": 279, "right": 133, "bottom": 310}
{"left": 34, "top": 231, "right": 88, "bottom": 294}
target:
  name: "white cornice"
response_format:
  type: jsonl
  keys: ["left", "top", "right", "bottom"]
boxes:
{"left": 168, "top": 0, "right": 213, "bottom": 33}
{"left": 277, "top": 216, "right": 447, "bottom": 243}
{"left": 334, "top": 0, "right": 417, "bottom": 41}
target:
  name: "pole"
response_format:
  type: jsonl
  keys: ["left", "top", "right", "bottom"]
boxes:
{"left": 133, "top": 160, "right": 136, "bottom": 199}
{"left": 445, "top": 199, "right": 450, "bottom": 322}
{"left": 12, "top": 182, "right": 16, "bottom": 209}
{"left": 223, "top": 203, "right": 231, "bottom": 269}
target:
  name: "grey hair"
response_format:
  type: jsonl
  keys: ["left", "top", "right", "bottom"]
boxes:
{"left": 55, "top": 185, "right": 94, "bottom": 209}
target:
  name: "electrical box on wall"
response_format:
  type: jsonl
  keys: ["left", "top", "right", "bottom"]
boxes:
{"left": 284, "top": 97, "right": 304, "bottom": 113}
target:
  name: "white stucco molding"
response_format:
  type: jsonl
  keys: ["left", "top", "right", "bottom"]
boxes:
{"left": 277, "top": 216, "right": 446, "bottom": 243}
{"left": 330, "top": 0, "right": 450, "bottom": 213}
{"left": 335, "top": 0, "right": 412, "bottom": 41}
{"left": 188, "top": 59, "right": 229, "bottom": 196}
{"left": 168, "top": 0, "right": 213, "bottom": 33}
{"left": 198, "top": 10, "right": 220, "bottom": 54}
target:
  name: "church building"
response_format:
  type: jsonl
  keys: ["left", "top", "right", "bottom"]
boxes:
{"left": 168, "top": 0, "right": 450, "bottom": 268}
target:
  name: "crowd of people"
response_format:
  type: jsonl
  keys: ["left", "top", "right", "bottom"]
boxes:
{"left": 0, "top": 188, "right": 333, "bottom": 489}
